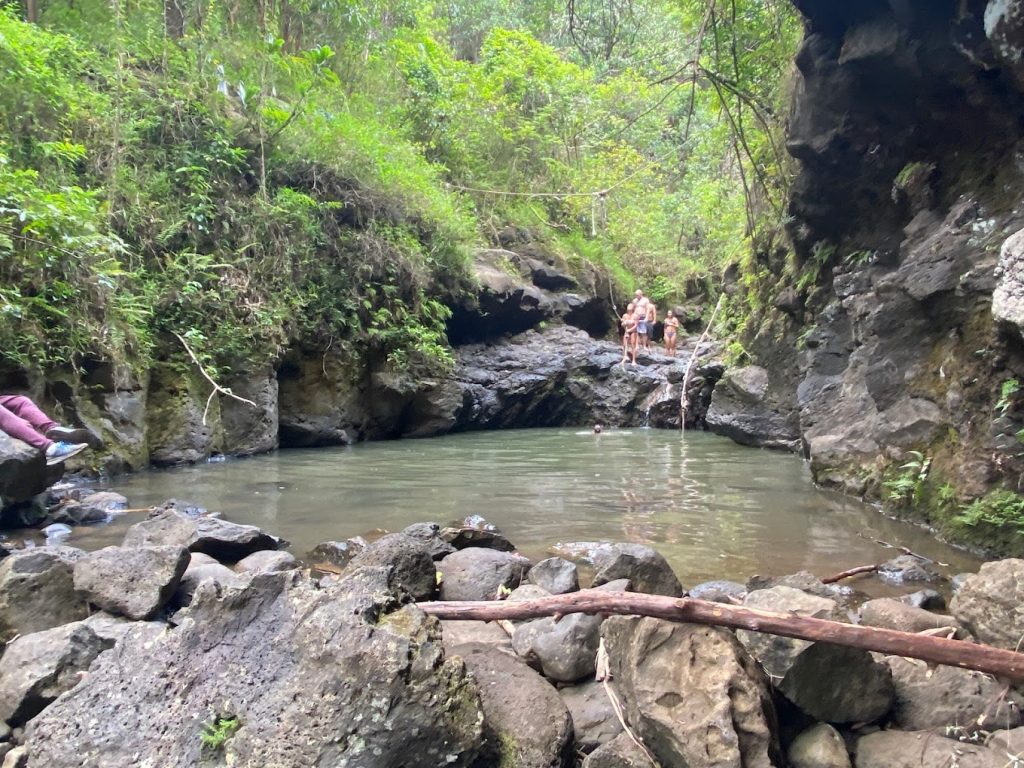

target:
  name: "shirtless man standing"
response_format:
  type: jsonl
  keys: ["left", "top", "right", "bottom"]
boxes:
{"left": 620, "top": 302, "right": 638, "bottom": 366}
{"left": 663, "top": 309, "right": 680, "bottom": 357}
{"left": 644, "top": 300, "right": 656, "bottom": 352}
{"left": 633, "top": 290, "right": 650, "bottom": 355}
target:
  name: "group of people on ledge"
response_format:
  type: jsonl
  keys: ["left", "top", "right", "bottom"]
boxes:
{"left": 0, "top": 394, "right": 94, "bottom": 466}
{"left": 620, "top": 289, "right": 679, "bottom": 366}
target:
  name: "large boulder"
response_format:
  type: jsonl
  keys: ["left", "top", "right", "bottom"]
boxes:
{"left": 73, "top": 545, "right": 190, "bottom": 620}
{"left": 738, "top": 587, "right": 893, "bottom": 724}
{"left": 234, "top": 550, "right": 298, "bottom": 575}
{"left": 0, "top": 548, "right": 88, "bottom": 643}
{"left": 950, "top": 558, "right": 1024, "bottom": 649}
{"left": 0, "top": 432, "right": 58, "bottom": 509}
{"left": 308, "top": 537, "right": 367, "bottom": 569}
{"left": 123, "top": 506, "right": 286, "bottom": 563}
{"left": 175, "top": 560, "right": 248, "bottom": 607}
{"left": 437, "top": 548, "right": 531, "bottom": 601}
{"left": 527, "top": 557, "right": 579, "bottom": 594}
{"left": 854, "top": 731, "right": 1005, "bottom": 768}
{"left": 401, "top": 523, "right": 456, "bottom": 561}
{"left": 993, "top": 228, "right": 1024, "bottom": 334}
{"left": 345, "top": 533, "right": 437, "bottom": 601}
{"left": 0, "top": 622, "right": 115, "bottom": 726}
{"left": 884, "top": 656, "right": 1023, "bottom": 731}
{"left": 511, "top": 580, "right": 627, "bottom": 683}
{"left": 706, "top": 365, "right": 802, "bottom": 450}
{"left": 24, "top": 569, "right": 484, "bottom": 767}
{"left": 145, "top": 363, "right": 220, "bottom": 465}
{"left": 590, "top": 543, "right": 683, "bottom": 597}
{"left": 601, "top": 616, "right": 780, "bottom": 768}
{"left": 219, "top": 365, "right": 278, "bottom": 456}
{"left": 451, "top": 642, "right": 573, "bottom": 768}
{"left": 50, "top": 491, "right": 128, "bottom": 526}
{"left": 441, "top": 516, "right": 516, "bottom": 552}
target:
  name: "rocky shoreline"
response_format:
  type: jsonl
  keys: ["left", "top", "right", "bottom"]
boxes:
{"left": 0, "top": 503, "right": 1020, "bottom": 767}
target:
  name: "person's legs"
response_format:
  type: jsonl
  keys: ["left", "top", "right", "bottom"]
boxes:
{"left": 0, "top": 397, "right": 52, "bottom": 450}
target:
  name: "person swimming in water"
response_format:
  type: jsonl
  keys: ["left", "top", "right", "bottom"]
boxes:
{"left": 663, "top": 309, "right": 679, "bottom": 357}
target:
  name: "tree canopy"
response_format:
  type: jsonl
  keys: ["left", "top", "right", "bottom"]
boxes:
{"left": 0, "top": 0, "right": 800, "bottom": 375}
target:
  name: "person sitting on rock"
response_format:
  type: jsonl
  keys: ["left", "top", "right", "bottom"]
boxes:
{"left": 0, "top": 395, "right": 92, "bottom": 465}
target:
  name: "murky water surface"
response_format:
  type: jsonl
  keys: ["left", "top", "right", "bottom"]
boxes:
{"left": 57, "top": 428, "right": 980, "bottom": 590}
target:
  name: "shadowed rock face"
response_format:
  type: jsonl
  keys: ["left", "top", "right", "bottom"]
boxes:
{"left": 24, "top": 569, "right": 484, "bottom": 768}
{"left": 719, "top": 0, "right": 1024, "bottom": 536}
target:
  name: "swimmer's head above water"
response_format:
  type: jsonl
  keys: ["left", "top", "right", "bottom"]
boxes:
{"left": 593, "top": 424, "right": 603, "bottom": 434}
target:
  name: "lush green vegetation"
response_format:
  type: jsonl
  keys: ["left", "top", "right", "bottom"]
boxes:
{"left": 1, "top": 0, "right": 799, "bottom": 376}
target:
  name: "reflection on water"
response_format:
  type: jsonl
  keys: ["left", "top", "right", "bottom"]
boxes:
{"left": 59, "top": 428, "right": 981, "bottom": 587}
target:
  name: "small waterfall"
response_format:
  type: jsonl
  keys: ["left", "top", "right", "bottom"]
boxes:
{"left": 638, "top": 376, "right": 676, "bottom": 428}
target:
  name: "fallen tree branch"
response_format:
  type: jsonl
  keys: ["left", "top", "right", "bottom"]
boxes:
{"left": 420, "top": 590, "right": 1024, "bottom": 682}
{"left": 680, "top": 294, "right": 724, "bottom": 430}
{"left": 174, "top": 332, "right": 258, "bottom": 425}
{"left": 821, "top": 564, "right": 879, "bottom": 584}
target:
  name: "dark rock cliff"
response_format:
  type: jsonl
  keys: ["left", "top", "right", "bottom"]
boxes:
{"left": 744, "top": 0, "right": 1024, "bottom": 552}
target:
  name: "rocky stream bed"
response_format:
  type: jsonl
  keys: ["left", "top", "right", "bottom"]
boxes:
{"left": 0, "top": 500, "right": 1021, "bottom": 767}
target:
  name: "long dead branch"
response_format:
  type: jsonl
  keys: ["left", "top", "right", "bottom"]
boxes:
{"left": 419, "top": 590, "right": 1024, "bottom": 682}
{"left": 174, "top": 332, "right": 257, "bottom": 425}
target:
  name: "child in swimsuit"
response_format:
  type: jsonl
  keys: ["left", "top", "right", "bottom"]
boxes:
{"left": 664, "top": 310, "right": 679, "bottom": 357}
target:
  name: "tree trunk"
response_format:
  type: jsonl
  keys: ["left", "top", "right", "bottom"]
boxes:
{"left": 164, "top": 0, "right": 185, "bottom": 38}
{"left": 23, "top": 0, "right": 39, "bottom": 23}
{"left": 419, "top": 590, "right": 1024, "bottom": 682}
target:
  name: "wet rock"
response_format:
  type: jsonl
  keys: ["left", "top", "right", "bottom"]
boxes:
{"left": 738, "top": 587, "right": 894, "bottom": 724}
{"left": 276, "top": 352, "right": 365, "bottom": 447}
{"left": 602, "top": 615, "right": 780, "bottom": 768}
{"left": 234, "top": 550, "right": 298, "bottom": 574}
{"left": 706, "top": 365, "right": 802, "bottom": 450}
{"left": 441, "top": 516, "right": 515, "bottom": 552}
{"left": 859, "top": 598, "right": 967, "bottom": 637}
{"left": 581, "top": 732, "right": 652, "bottom": 768}
{"left": 0, "top": 622, "right": 112, "bottom": 726}
{"left": 25, "top": 569, "right": 484, "bottom": 768}
{"left": 450, "top": 642, "right": 573, "bottom": 768}
{"left": 688, "top": 579, "right": 746, "bottom": 603}
{"left": 122, "top": 507, "right": 286, "bottom": 563}
{"left": 590, "top": 543, "right": 682, "bottom": 597}
{"left": 559, "top": 680, "right": 623, "bottom": 754}
{"left": 897, "top": 588, "right": 945, "bottom": 611}
{"left": 788, "top": 723, "right": 851, "bottom": 768}
{"left": 877, "top": 555, "right": 943, "bottom": 584}
{"left": 526, "top": 557, "right": 579, "bottom": 594}
{"left": 885, "top": 656, "right": 1024, "bottom": 732}
{"left": 854, "top": 730, "right": 1004, "bottom": 768}
{"left": 950, "top": 558, "right": 1024, "bottom": 650}
{"left": 0, "top": 548, "right": 88, "bottom": 643}
{"left": 50, "top": 491, "right": 127, "bottom": 526}
{"left": 401, "top": 522, "right": 456, "bottom": 561}
{"left": 308, "top": 537, "right": 366, "bottom": 569}
{"left": 437, "top": 547, "right": 531, "bottom": 601}
{"left": 73, "top": 545, "right": 190, "bottom": 620}
{"left": 346, "top": 533, "right": 437, "bottom": 601}
{"left": 950, "top": 573, "right": 972, "bottom": 594}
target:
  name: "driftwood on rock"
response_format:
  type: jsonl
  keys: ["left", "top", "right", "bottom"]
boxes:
{"left": 419, "top": 589, "right": 1024, "bottom": 682}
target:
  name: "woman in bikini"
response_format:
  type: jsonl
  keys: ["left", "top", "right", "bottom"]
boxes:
{"left": 620, "top": 302, "right": 638, "bottom": 365}
{"left": 663, "top": 309, "right": 680, "bottom": 357}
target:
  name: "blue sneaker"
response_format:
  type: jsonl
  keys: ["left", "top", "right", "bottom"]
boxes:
{"left": 45, "top": 441, "right": 89, "bottom": 466}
